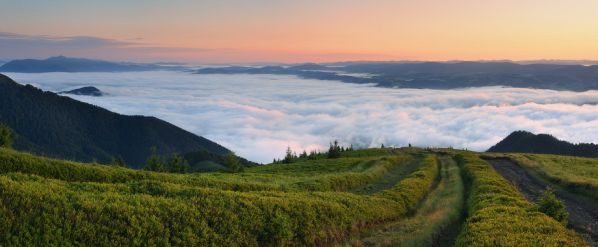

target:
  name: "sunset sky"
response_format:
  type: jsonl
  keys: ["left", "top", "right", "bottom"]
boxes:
{"left": 2, "top": 0, "right": 598, "bottom": 63}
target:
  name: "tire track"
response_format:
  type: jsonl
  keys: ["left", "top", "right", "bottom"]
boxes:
{"left": 485, "top": 158, "right": 598, "bottom": 245}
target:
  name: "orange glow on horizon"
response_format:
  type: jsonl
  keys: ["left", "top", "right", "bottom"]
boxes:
{"left": 2, "top": 0, "right": 598, "bottom": 63}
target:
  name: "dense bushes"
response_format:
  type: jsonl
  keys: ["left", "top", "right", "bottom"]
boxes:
{"left": 0, "top": 148, "right": 438, "bottom": 246}
{"left": 453, "top": 153, "right": 587, "bottom": 246}
{"left": 0, "top": 148, "right": 414, "bottom": 193}
{"left": 0, "top": 173, "right": 405, "bottom": 246}
{"left": 376, "top": 154, "right": 439, "bottom": 211}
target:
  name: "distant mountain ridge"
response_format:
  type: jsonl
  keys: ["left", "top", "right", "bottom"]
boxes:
{"left": 0, "top": 73, "right": 232, "bottom": 168}
{"left": 59, "top": 86, "right": 104, "bottom": 96}
{"left": 197, "top": 61, "right": 598, "bottom": 91}
{"left": 0, "top": 56, "right": 182, "bottom": 73}
{"left": 488, "top": 130, "right": 598, "bottom": 158}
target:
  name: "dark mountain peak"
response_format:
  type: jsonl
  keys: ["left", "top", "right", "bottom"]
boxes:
{"left": 60, "top": 86, "right": 103, "bottom": 96}
{"left": 503, "top": 130, "right": 536, "bottom": 139}
{"left": 488, "top": 130, "right": 598, "bottom": 158}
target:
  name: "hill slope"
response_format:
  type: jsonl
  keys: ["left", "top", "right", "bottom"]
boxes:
{"left": 0, "top": 56, "right": 173, "bottom": 73}
{"left": 0, "top": 147, "right": 587, "bottom": 246}
{"left": 0, "top": 73, "right": 231, "bottom": 167}
{"left": 488, "top": 130, "right": 598, "bottom": 158}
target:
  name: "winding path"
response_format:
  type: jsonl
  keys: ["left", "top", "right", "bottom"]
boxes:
{"left": 485, "top": 158, "right": 598, "bottom": 245}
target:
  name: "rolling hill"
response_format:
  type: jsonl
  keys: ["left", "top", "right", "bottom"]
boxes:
{"left": 0, "top": 146, "right": 592, "bottom": 246}
{"left": 0, "top": 56, "right": 179, "bottom": 73}
{"left": 0, "top": 73, "right": 232, "bottom": 168}
{"left": 488, "top": 130, "right": 598, "bottom": 158}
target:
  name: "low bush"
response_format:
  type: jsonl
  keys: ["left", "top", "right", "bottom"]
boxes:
{"left": 538, "top": 188, "right": 569, "bottom": 225}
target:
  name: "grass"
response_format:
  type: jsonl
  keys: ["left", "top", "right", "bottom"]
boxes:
{"left": 0, "top": 147, "right": 437, "bottom": 246}
{"left": 1, "top": 146, "right": 592, "bottom": 246}
{"left": 350, "top": 156, "right": 423, "bottom": 195}
{"left": 0, "top": 147, "right": 411, "bottom": 193}
{"left": 501, "top": 153, "right": 598, "bottom": 201}
{"left": 453, "top": 153, "right": 588, "bottom": 247}
{"left": 342, "top": 155, "right": 465, "bottom": 246}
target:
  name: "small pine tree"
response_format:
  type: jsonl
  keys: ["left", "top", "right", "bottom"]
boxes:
{"left": 538, "top": 188, "right": 569, "bottom": 225}
{"left": 224, "top": 152, "right": 243, "bottom": 172}
{"left": 144, "top": 147, "right": 165, "bottom": 172}
{"left": 168, "top": 153, "right": 190, "bottom": 173}
{"left": 381, "top": 143, "right": 385, "bottom": 148}
{"left": 0, "top": 123, "right": 14, "bottom": 149}
{"left": 328, "top": 140, "right": 341, "bottom": 159}
{"left": 283, "top": 146, "right": 294, "bottom": 164}
{"left": 110, "top": 155, "right": 127, "bottom": 167}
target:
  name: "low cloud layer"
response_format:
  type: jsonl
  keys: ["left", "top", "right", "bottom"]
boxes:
{"left": 6, "top": 71, "right": 598, "bottom": 163}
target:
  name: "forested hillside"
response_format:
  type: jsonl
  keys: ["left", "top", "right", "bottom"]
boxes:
{"left": 0, "top": 73, "right": 231, "bottom": 168}
{"left": 488, "top": 130, "right": 598, "bottom": 158}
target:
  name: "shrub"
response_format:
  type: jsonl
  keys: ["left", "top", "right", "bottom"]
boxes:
{"left": 0, "top": 123, "right": 14, "bottom": 148}
{"left": 538, "top": 187, "right": 569, "bottom": 225}
{"left": 224, "top": 152, "right": 244, "bottom": 172}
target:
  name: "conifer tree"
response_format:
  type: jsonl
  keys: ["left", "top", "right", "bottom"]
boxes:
{"left": 144, "top": 147, "right": 165, "bottom": 172}
{"left": 283, "top": 146, "right": 294, "bottom": 164}
{"left": 328, "top": 140, "right": 341, "bottom": 159}
{"left": 224, "top": 152, "right": 243, "bottom": 172}
{"left": 168, "top": 153, "right": 190, "bottom": 173}
{"left": 110, "top": 155, "right": 127, "bottom": 167}
{"left": 0, "top": 123, "right": 14, "bottom": 148}
{"left": 300, "top": 150, "right": 308, "bottom": 158}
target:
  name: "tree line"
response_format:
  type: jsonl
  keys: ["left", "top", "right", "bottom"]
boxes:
{"left": 273, "top": 140, "right": 354, "bottom": 164}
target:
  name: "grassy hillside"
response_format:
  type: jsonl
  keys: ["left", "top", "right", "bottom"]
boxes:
{"left": 0, "top": 147, "right": 592, "bottom": 246}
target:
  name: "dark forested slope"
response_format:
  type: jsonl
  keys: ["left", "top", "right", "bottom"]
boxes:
{"left": 0, "top": 73, "right": 231, "bottom": 167}
{"left": 488, "top": 130, "right": 598, "bottom": 158}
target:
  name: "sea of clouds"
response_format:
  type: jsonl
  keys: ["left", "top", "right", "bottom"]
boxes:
{"left": 6, "top": 71, "right": 598, "bottom": 163}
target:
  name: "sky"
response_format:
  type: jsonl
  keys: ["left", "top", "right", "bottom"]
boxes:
{"left": 0, "top": 0, "right": 598, "bottom": 63}
{"left": 6, "top": 71, "right": 598, "bottom": 163}
{"left": 1, "top": 0, "right": 598, "bottom": 63}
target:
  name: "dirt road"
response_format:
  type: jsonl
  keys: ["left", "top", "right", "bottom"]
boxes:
{"left": 486, "top": 158, "right": 598, "bottom": 245}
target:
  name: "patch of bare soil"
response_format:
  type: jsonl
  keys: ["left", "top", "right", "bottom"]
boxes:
{"left": 485, "top": 158, "right": 598, "bottom": 245}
